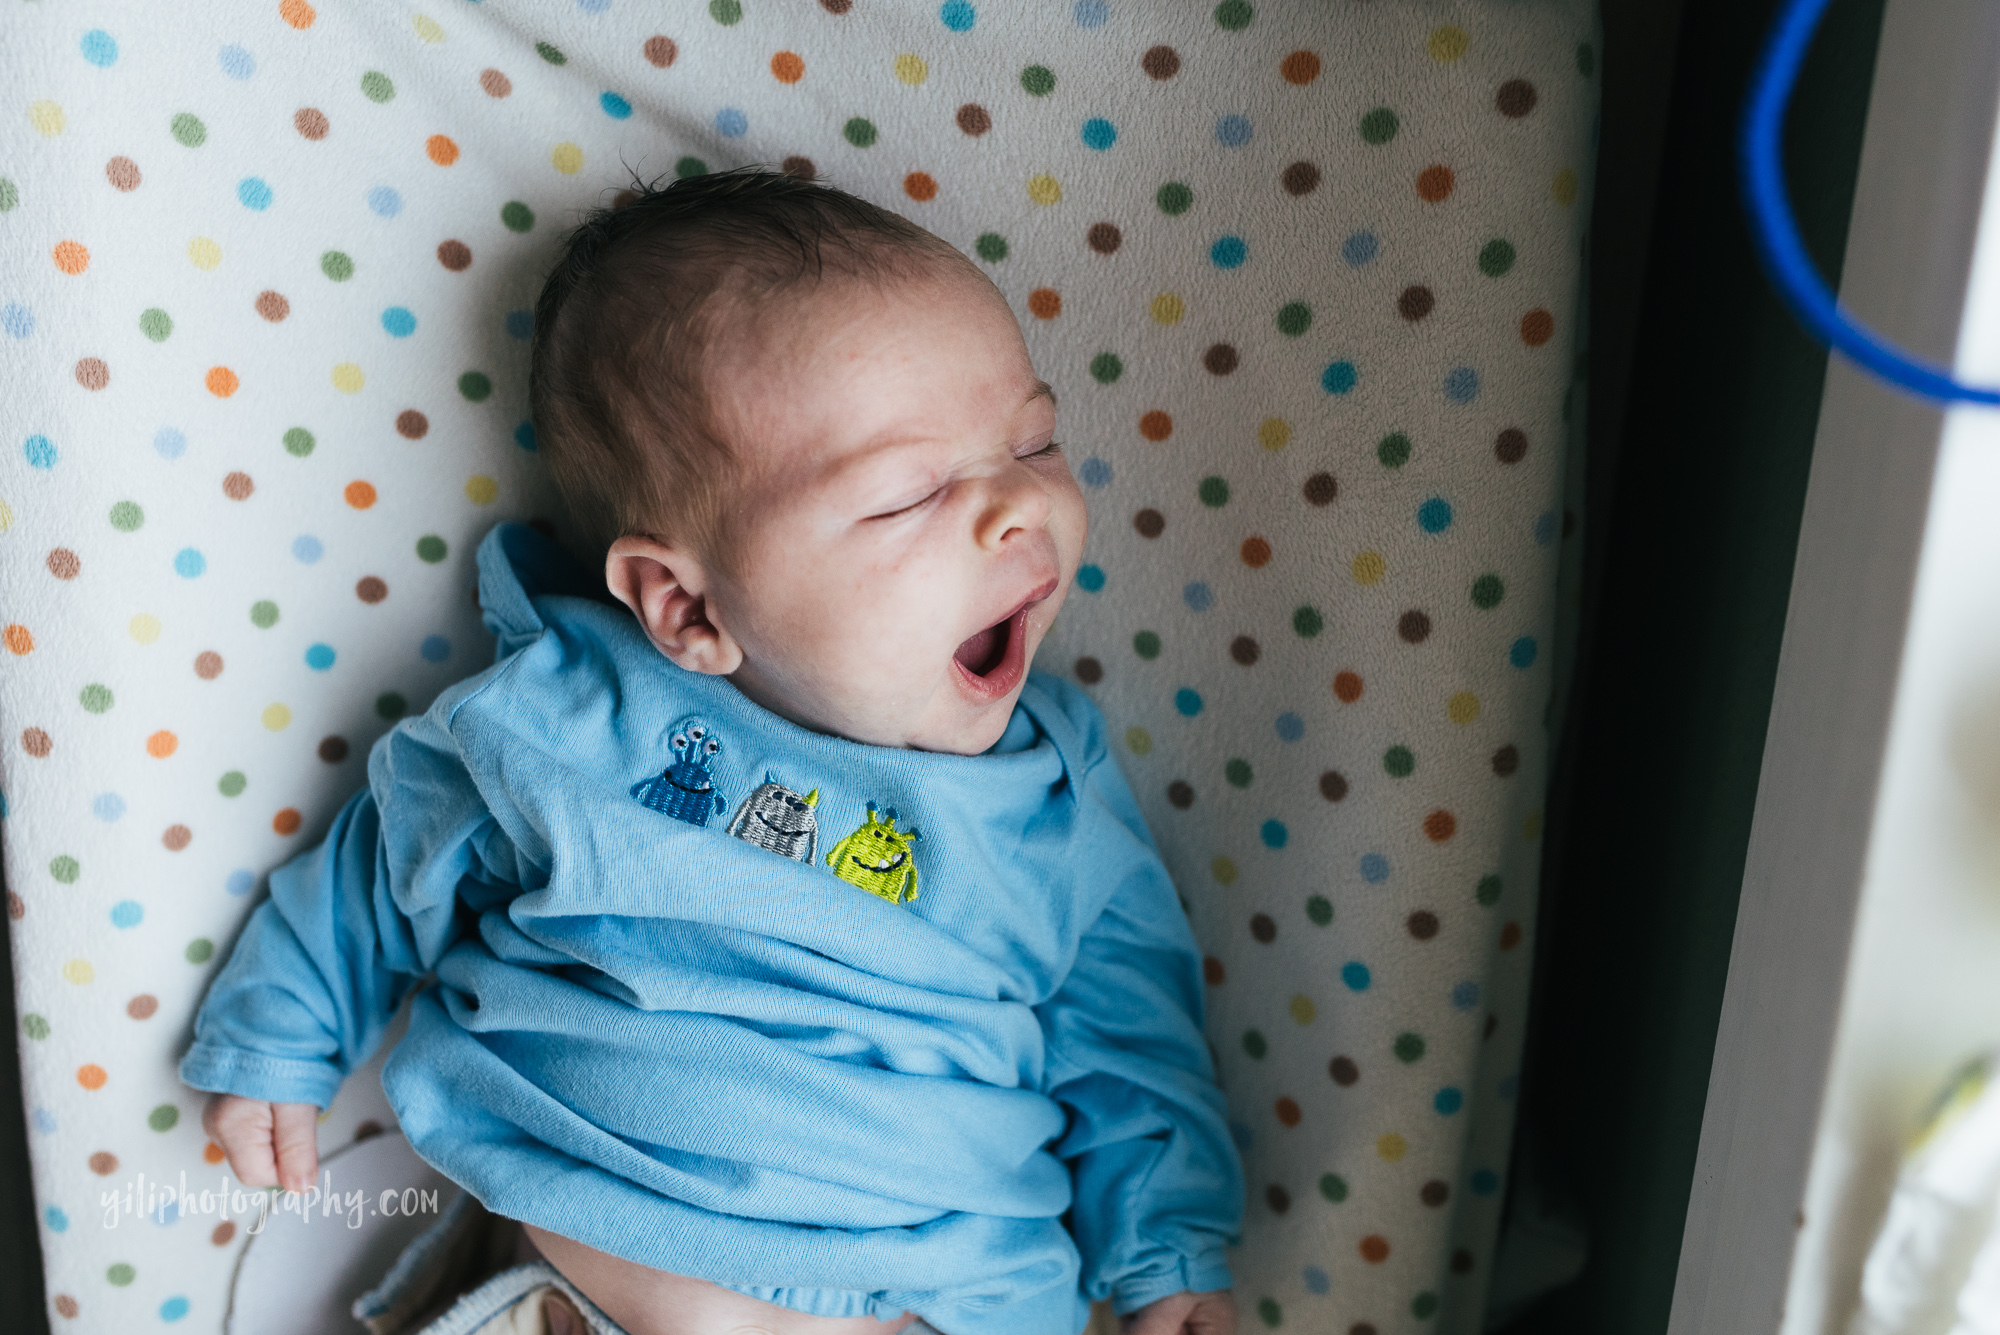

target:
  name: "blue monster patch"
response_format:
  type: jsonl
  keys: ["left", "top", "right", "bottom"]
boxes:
{"left": 630, "top": 716, "right": 727, "bottom": 827}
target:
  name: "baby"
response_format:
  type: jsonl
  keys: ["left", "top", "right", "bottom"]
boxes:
{"left": 182, "top": 166, "right": 1243, "bottom": 1335}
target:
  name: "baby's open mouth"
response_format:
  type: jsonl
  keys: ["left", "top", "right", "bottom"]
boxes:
{"left": 954, "top": 618, "right": 1013, "bottom": 678}
{"left": 951, "top": 579, "right": 1060, "bottom": 701}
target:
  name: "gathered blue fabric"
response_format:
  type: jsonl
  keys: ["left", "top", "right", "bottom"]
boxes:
{"left": 179, "top": 522, "right": 1243, "bottom": 1335}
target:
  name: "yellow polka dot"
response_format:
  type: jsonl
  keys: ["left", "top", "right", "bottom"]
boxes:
{"left": 0, "top": 499, "right": 13, "bottom": 533}
{"left": 128, "top": 614, "right": 161, "bottom": 645}
{"left": 331, "top": 363, "right": 365, "bottom": 394}
{"left": 1258, "top": 418, "right": 1291, "bottom": 451}
{"left": 412, "top": 13, "right": 445, "bottom": 42}
{"left": 1125, "top": 726, "right": 1152, "bottom": 756}
{"left": 1553, "top": 167, "right": 1580, "bottom": 206}
{"left": 62, "top": 959, "right": 94, "bottom": 985}
{"left": 894, "top": 53, "right": 927, "bottom": 85}
{"left": 465, "top": 475, "right": 499, "bottom": 505}
{"left": 1377, "top": 1132, "right": 1408, "bottom": 1161}
{"left": 1026, "top": 174, "right": 1062, "bottom": 206}
{"left": 1290, "top": 994, "right": 1316, "bottom": 1025}
{"left": 551, "top": 142, "right": 584, "bottom": 175}
{"left": 187, "top": 237, "right": 222, "bottom": 271}
{"left": 1523, "top": 809, "right": 1544, "bottom": 840}
{"left": 1428, "top": 25, "right": 1469, "bottom": 61}
{"left": 1352, "top": 551, "right": 1385, "bottom": 585}
{"left": 1448, "top": 692, "right": 1480, "bottom": 724}
{"left": 1149, "top": 293, "right": 1185, "bottom": 326}
{"left": 30, "top": 101, "right": 66, "bottom": 137}
{"left": 1211, "top": 857, "right": 1237, "bottom": 885}
{"left": 261, "top": 703, "right": 292, "bottom": 731}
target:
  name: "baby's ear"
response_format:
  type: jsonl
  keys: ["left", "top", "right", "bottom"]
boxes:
{"left": 604, "top": 536, "right": 743, "bottom": 676}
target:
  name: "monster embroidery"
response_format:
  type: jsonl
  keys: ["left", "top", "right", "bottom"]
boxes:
{"left": 825, "top": 802, "right": 922, "bottom": 905}
{"left": 629, "top": 717, "right": 727, "bottom": 827}
{"left": 726, "top": 778, "right": 821, "bottom": 863}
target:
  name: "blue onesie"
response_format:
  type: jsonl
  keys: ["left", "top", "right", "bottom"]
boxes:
{"left": 178, "top": 522, "right": 1243, "bottom": 1335}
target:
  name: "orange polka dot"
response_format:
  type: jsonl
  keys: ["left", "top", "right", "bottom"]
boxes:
{"left": 1202, "top": 955, "right": 1225, "bottom": 985}
{"left": 145, "top": 730, "right": 178, "bottom": 759}
{"left": 426, "top": 134, "right": 460, "bottom": 166}
{"left": 3, "top": 624, "right": 33, "bottom": 656}
{"left": 903, "top": 172, "right": 938, "bottom": 202}
{"left": 205, "top": 366, "right": 240, "bottom": 398}
{"left": 1521, "top": 309, "right": 1556, "bottom": 347}
{"left": 1360, "top": 1235, "right": 1390, "bottom": 1263}
{"left": 1280, "top": 51, "right": 1321, "bottom": 84}
{"left": 1416, "top": 164, "right": 1455, "bottom": 203}
{"left": 1027, "top": 288, "right": 1061, "bottom": 320}
{"left": 1500, "top": 921, "right": 1523, "bottom": 950}
{"left": 1274, "top": 1096, "right": 1302, "bottom": 1126}
{"left": 204, "top": 1141, "right": 227, "bottom": 1165}
{"left": 1241, "top": 537, "right": 1272, "bottom": 568}
{"left": 273, "top": 808, "right": 303, "bottom": 836}
{"left": 1139, "top": 411, "right": 1173, "bottom": 442}
{"left": 345, "top": 480, "right": 378, "bottom": 509}
{"left": 1423, "top": 809, "right": 1457, "bottom": 842}
{"left": 771, "top": 51, "right": 804, "bottom": 83}
{"left": 279, "top": 0, "right": 316, "bottom": 28}
{"left": 1332, "top": 671, "right": 1363, "bottom": 703}
{"left": 52, "top": 241, "right": 90, "bottom": 275}
{"left": 76, "top": 1064, "right": 107, "bottom": 1091}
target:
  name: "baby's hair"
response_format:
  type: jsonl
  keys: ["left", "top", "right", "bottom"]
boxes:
{"left": 529, "top": 163, "right": 975, "bottom": 563}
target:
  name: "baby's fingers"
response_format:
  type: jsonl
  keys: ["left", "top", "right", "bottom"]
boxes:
{"left": 203, "top": 1094, "right": 280, "bottom": 1189}
{"left": 271, "top": 1102, "right": 321, "bottom": 1194}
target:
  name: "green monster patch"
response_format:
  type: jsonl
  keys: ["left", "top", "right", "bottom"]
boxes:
{"left": 826, "top": 802, "right": 922, "bottom": 905}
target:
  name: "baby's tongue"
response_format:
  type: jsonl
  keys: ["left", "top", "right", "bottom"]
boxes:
{"left": 955, "top": 624, "right": 1002, "bottom": 675}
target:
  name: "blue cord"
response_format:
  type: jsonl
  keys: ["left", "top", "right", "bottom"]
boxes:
{"left": 1742, "top": 0, "right": 2000, "bottom": 404}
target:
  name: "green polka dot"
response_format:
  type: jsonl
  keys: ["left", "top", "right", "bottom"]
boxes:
{"left": 49, "top": 855, "right": 78, "bottom": 883}
{"left": 1156, "top": 182, "right": 1193, "bottom": 216}
{"left": 376, "top": 692, "right": 408, "bottom": 720}
{"left": 1292, "top": 606, "right": 1324, "bottom": 638}
{"left": 843, "top": 118, "right": 878, "bottom": 148}
{"left": 500, "top": 201, "right": 535, "bottom": 233}
{"left": 1305, "top": 895, "right": 1332, "bottom": 926}
{"left": 674, "top": 156, "right": 708, "bottom": 179}
{"left": 139, "top": 308, "right": 173, "bottom": 342}
{"left": 217, "top": 771, "right": 246, "bottom": 797}
{"left": 79, "top": 683, "right": 113, "bottom": 714}
{"left": 1413, "top": 1292, "right": 1440, "bottom": 1320}
{"left": 1214, "top": 0, "right": 1253, "bottom": 31}
{"left": 1020, "top": 65, "right": 1056, "bottom": 96}
{"left": 1256, "top": 1297, "right": 1281, "bottom": 1329}
{"left": 109, "top": 501, "right": 144, "bottom": 532}
{"left": 1319, "top": 1172, "right": 1348, "bottom": 1202}
{"left": 21, "top": 1014, "right": 49, "bottom": 1041}
{"left": 458, "top": 371, "right": 493, "bottom": 402}
{"left": 185, "top": 939, "right": 214, "bottom": 965}
{"left": 147, "top": 1104, "right": 179, "bottom": 1132}
{"left": 1276, "top": 302, "right": 1311, "bottom": 337}
{"left": 707, "top": 0, "right": 741, "bottom": 24}
{"left": 1479, "top": 238, "right": 1518, "bottom": 277}
{"left": 1394, "top": 1031, "right": 1426, "bottom": 1063}
{"left": 975, "top": 232, "right": 1008, "bottom": 263}
{"left": 249, "top": 600, "right": 280, "bottom": 629}
{"left": 1360, "top": 106, "right": 1398, "bottom": 145}
{"left": 1476, "top": 874, "right": 1503, "bottom": 907}
{"left": 1577, "top": 42, "right": 1596, "bottom": 77}
{"left": 1198, "top": 476, "right": 1230, "bottom": 507}
{"left": 535, "top": 41, "right": 567, "bottom": 65}
{"left": 321, "top": 250, "right": 355, "bottom": 282}
{"left": 1088, "top": 352, "right": 1122, "bottom": 383}
{"left": 107, "top": 1263, "right": 135, "bottom": 1287}
{"left": 170, "top": 113, "right": 207, "bottom": 147}
{"left": 0, "top": 178, "right": 17, "bottom": 212}
{"left": 360, "top": 71, "right": 395, "bottom": 103}
{"left": 1471, "top": 574, "right": 1505, "bottom": 609}
{"left": 1384, "top": 745, "right": 1415, "bottom": 778}
{"left": 416, "top": 535, "right": 448, "bottom": 564}
{"left": 1242, "top": 1029, "right": 1267, "bottom": 1059}
{"left": 1133, "top": 631, "right": 1161, "bottom": 660}
{"left": 1225, "top": 759, "right": 1253, "bottom": 788}
{"left": 283, "top": 427, "right": 316, "bottom": 458}
{"left": 1377, "top": 432, "right": 1412, "bottom": 467}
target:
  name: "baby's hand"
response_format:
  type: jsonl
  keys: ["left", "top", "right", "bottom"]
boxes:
{"left": 1123, "top": 1289, "right": 1235, "bottom": 1335}
{"left": 201, "top": 1093, "right": 321, "bottom": 1194}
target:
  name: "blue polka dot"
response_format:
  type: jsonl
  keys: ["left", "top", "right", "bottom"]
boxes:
{"left": 3, "top": 304, "right": 35, "bottom": 339}
{"left": 30, "top": 1108, "right": 56, "bottom": 1135}
{"left": 1470, "top": 1169, "right": 1500, "bottom": 1196}
{"left": 506, "top": 310, "right": 534, "bottom": 341}
{"left": 1321, "top": 361, "right": 1358, "bottom": 395}
{"left": 305, "top": 643, "right": 337, "bottom": 671}
{"left": 940, "top": 0, "right": 975, "bottom": 30}
{"left": 152, "top": 1196, "right": 180, "bottom": 1226}
{"left": 1174, "top": 688, "right": 1203, "bottom": 717}
{"left": 1182, "top": 581, "right": 1213, "bottom": 612}
{"left": 514, "top": 421, "right": 538, "bottom": 451}
{"left": 1444, "top": 366, "right": 1480, "bottom": 403}
{"left": 173, "top": 548, "right": 206, "bottom": 578}
{"left": 419, "top": 635, "right": 451, "bottom": 663}
{"left": 1341, "top": 231, "right": 1379, "bottom": 266}
{"left": 367, "top": 186, "right": 403, "bottom": 218}
{"left": 601, "top": 91, "right": 633, "bottom": 119}
{"left": 1534, "top": 510, "right": 1559, "bottom": 545}
{"left": 226, "top": 870, "right": 256, "bottom": 897}
{"left": 292, "top": 534, "right": 323, "bottom": 564}
{"left": 381, "top": 306, "right": 417, "bottom": 337}
{"left": 110, "top": 900, "right": 144, "bottom": 929}
{"left": 1451, "top": 980, "right": 1481, "bottom": 1011}
{"left": 715, "top": 106, "right": 748, "bottom": 137}
{"left": 1435, "top": 1086, "right": 1465, "bottom": 1115}
{"left": 1341, "top": 961, "right": 1371, "bottom": 991}
{"left": 579, "top": 0, "right": 612, "bottom": 10}
{"left": 1228, "top": 1119, "right": 1254, "bottom": 1153}
{"left": 1359, "top": 853, "right": 1390, "bottom": 883}
{"left": 237, "top": 177, "right": 273, "bottom": 211}
{"left": 1499, "top": 1074, "right": 1520, "bottom": 1101}
{"left": 1076, "top": 564, "right": 1106, "bottom": 593}
{"left": 1418, "top": 496, "right": 1454, "bottom": 533}
{"left": 153, "top": 427, "right": 187, "bottom": 460}
{"left": 1215, "top": 114, "right": 1252, "bottom": 146}
{"left": 160, "top": 1295, "right": 190, "bottom": 1321}
{"left": 1303, "top": 1267, "right": 1329, "bottom": 1295}
{"left": 219, "top": 44, "right": 256, "bottom": 79}
{"left": 44, "top": 1206, "right": 68, "bottom": 1233}
{"left": 81, "top": 30, "right": 118, "bottom": 66}
{"left": 1077, "top": 457, "right": 1111, "bottom": 488}
{"left": 1274, "top": 712, "right": 1305, "bottom": 742}
{"left": 1081, "top": 118, "right": 1117, "bottom": 150}
{"left": 24, "top": 435, "right": 56, "bottom": 469}
{"left": 92, "top": 794, "right": 125, "bottom": 822}
{"left": 1510, "top": 636, "right": 1539, "bottom": 669}
{"left": 1210, "top": 235, "right": 1247, "bottom": 269}
{"left": 1260, "top": 820, "right": 1288, "bottom": 849}
{"left": 1074, "top": 0, "right": 1108, "bottom": 25}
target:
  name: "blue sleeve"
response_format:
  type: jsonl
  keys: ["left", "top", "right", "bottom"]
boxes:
{"left": 178, "top": 692, "right": 513, "bottom": 1109}
{"left": 1035, "top": 732, "right": 1245, "bottom": 1315}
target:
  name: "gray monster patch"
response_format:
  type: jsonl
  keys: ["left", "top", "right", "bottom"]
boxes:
{"left": 725, "top": 778, "right": 821, "bottom": 863}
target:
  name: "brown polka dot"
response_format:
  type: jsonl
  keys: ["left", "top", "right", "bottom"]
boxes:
{"left": 1421, "top": 1180, "right": 1450, "bottom": 1207}
{"left": 273, "top": 808, "right": 303, "bottom": 836}
{"left": 396, "top": 410, "right": 429, "bottom": 440}
{"left": 479, "top": 67, "right": 514, "bottom": 96}
{"left": 54, "top": 1295, "right": 78, "bottom": 1319}
{"left": 1329, "top": 1055, "right": 1359, "bottom": 1086}
{"left": 1167, "top": 780, "right": 1195, "bottom": 809}
{"left": 781, "top": 156, "right": 817, "bottom": 180}
{"left": 1249, "top": 913, "right": 1276, "bottom": 943}
{"left": 1332, "top": 672, "right": 1362, "bottom": 703}
{"left": 75, "top": 358, "right": 109, "bottom": 391}
{"left": 1319, "top": 770, "right": 1349, "bottom": 802}
{"left": 294, "top": 107, "right": 330, "bottom": 140}
{"left": 1496, "top": 79, "right": 1538, "bottom": 117}
{"left": 1133, "top": 508, "right": 1165, "bottom": 538}
{"left": 1495, "top": 428, "right": 1529, "bottom": 463}
{"left": 1203, "top": 955, "right": 1226, "bottom": 985}
{"left": 1485, "top": 1013, "right": 1500, "bottom": 1039}
{"left": 1521, "top": 308, "right": 1556, "bottom": 346}
{"left": 194, "top": 650, "right": 224, "bottom": 680}
{"left": 211, "top": 1221, "right": 236, "bottom": 1246}
{"left": 7, "top": 893, "right": 22, "bottom": 921}
{"left": 1280, "top": 50, "right": 1321, "bottom": 84}
{"left": 89, "top": 1151, "right": 118, "bottom": 1176}
{"left": 819, "top": 0, "right": 851, "bottom": 11}
{"left": 1275, "top": 1096, "right": 1301, "bottom": 1126}
{"left": 1266, "top": 1184, "right": 1291, "bottom": 1214}
{"left": 1407, "top": 910, "right": 1439, "bottom": 940}
{"left": 1027, "top": 288, "right": 1060, "bottom": 320}
{"left": 47, "top": 548, "right": 80, "bottom": 580}
{"left": 318, "top": 735, "right": 350, "bottom": 763}
{"left": 1351, "top": 1325, "right": 1378, "bottom": 1335}
{"left": 1086, "top": 222, "right": 1122, "bottom": 255}
{"left": 106, "top": 156, "right": 141, "bottom": 191}
{"left": 1500, "top": 921, "right": 1523, "bottom": 950}
{"left": 1359, "top": 1235, "right": 1390, "bottom": 1264}
{"left": 1422, "top": 810, "right": 1456, "bottom": 842}
{"left": 1452, "top": 1248, "right": 1476, "bottom": 1274}
{"left": 1398, "top": 610, "right": 1432, "bottom": 644}
{"left": 1398, "top": 285, "right": 1436, "bottom": 321}
{"left": 223, "top": 472, "right": 254, "bottom": 501}
{"left": 1240, "top": 537, "right": 1271, "bottom": 568}
{"left": 1281, "top": 161, "right": 1320, "bottom": 195}
{"left": 437, "top": 240, "right": 472, "bottom": 272}
{"left": 22, "top": 727, "right": 52, "bottom": 758}
{"left": 354, "top": 1119, "right": 386, "bottom": 1141}
{"left": 126, "top": 994, "right": 158, "bottom": 1020}
{"left": 1492, "top": 743, "right": 1520, "bottom": 776}
{"left": 1141, "top": 45, "right": 1181, "bottom": 79}
{"left": 903, "top": 172, "right": 938, "bottom": 202}
{"left": 254, "top": 290, "right": 290, "bottom": 322}
{"left": 1073, "top": 656, "right": 1103, "bottom": 685}
{"left": 1303, "top": 473, "right": 1338, "bottom": 506}
{"left": 1138, "top": 410, "right": 1172, "bottom": 442}
{"left": 1230, "top": 636, "right": 1261, "bottom": 666}
{"left": 955, "top": 103, "right": 991, "bottom": 136}
{"left": 162, "top": 825, "right": 192, "bottom": 852}
{"left": 356, "top": 576, "right": 388, "bottom": 604}
{"left": 1203, "top": 343, "right": 1239, "bottom": 375}
{"left": 1416, "top": 164, "right": 1455, "bottom": 202}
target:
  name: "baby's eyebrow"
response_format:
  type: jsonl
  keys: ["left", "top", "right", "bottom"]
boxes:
{"left": 1026, "top": 379, "right": 1056, "bottom": 408}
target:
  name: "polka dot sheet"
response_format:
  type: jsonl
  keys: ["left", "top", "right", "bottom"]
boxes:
{"left": 0, "top": 1, "right": 1595, "bottom": 1330}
